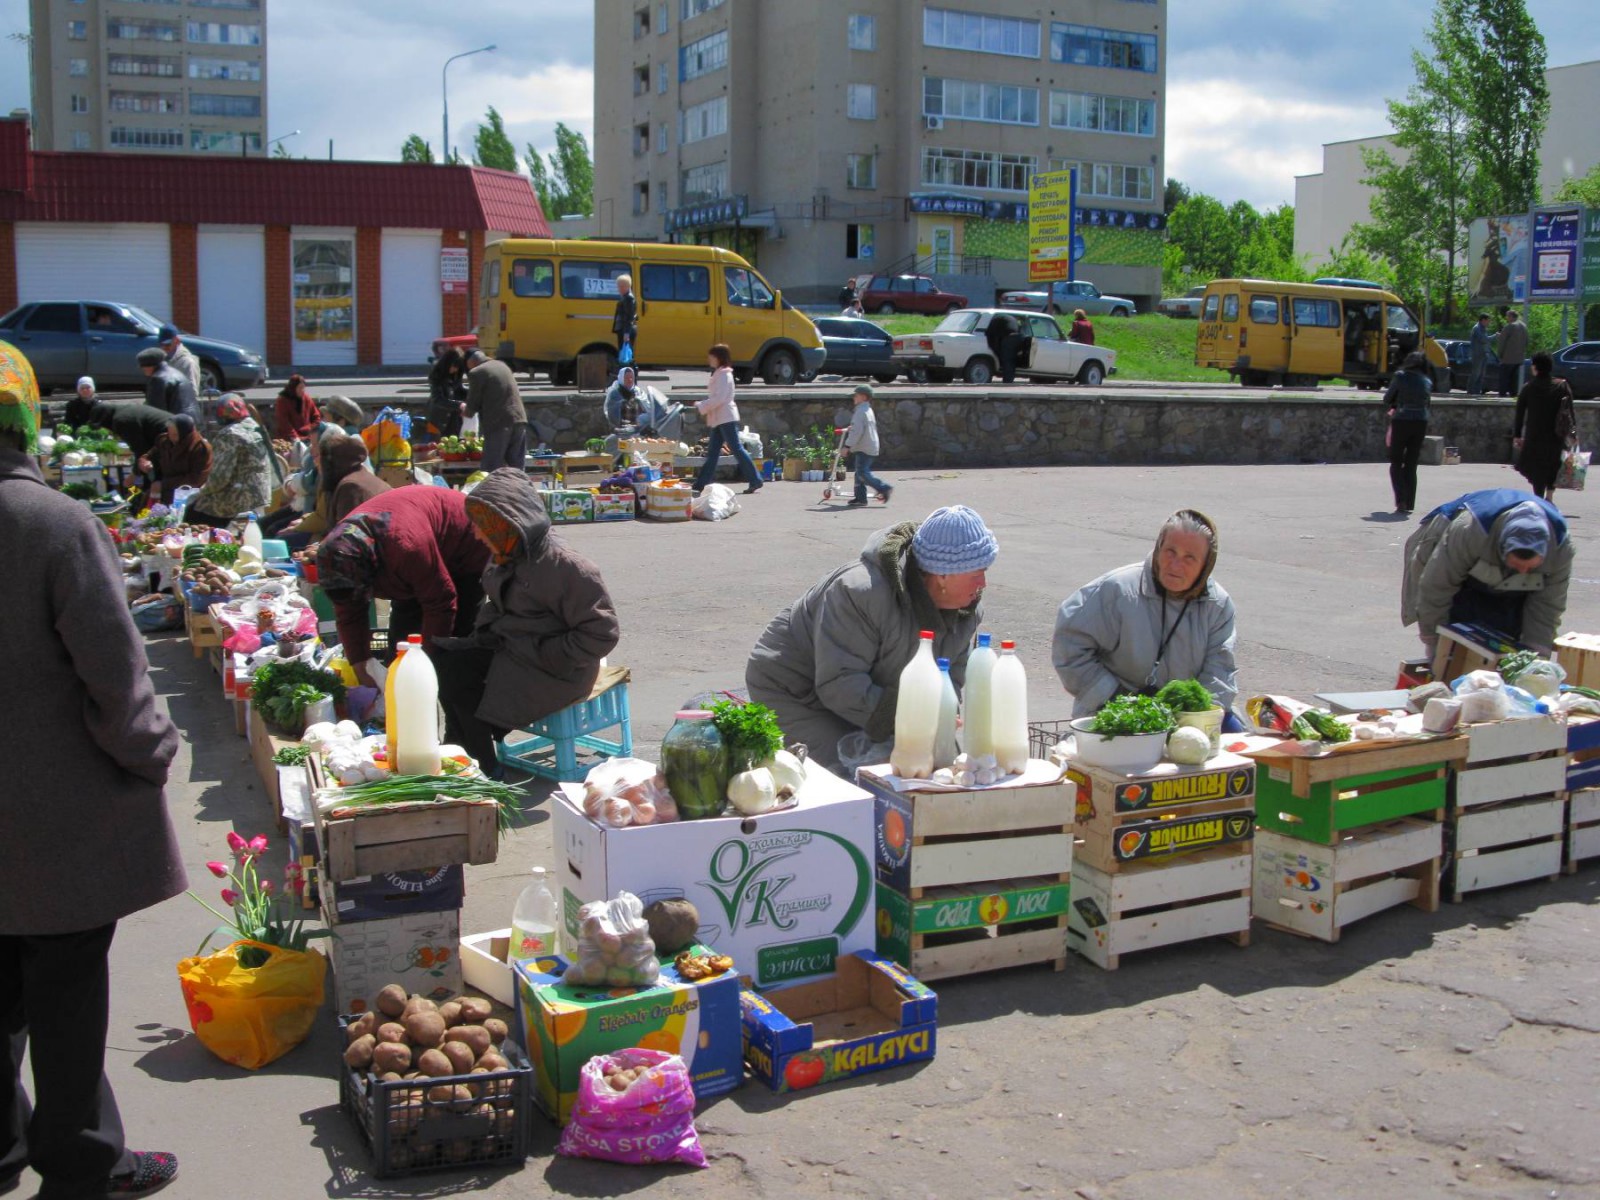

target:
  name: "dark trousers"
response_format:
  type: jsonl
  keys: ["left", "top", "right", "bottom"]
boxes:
{"left": 386, "top": 574, "right": 485, "bottom": 663}
{"left": 1, "top": 924, "right": 132, "bottom": 1197}
{"left": 182, "top": 506, "right": 231, "bottom": 530}
{"left": 433, "top": 644, "right": 508, "bottom": 771}
{"left": 479, "top": 424, "right": 528, "bottom": 473}
{"left": 693, "top": 422, "right": 761, "bottom": 490}
{"left": 1499, "top": 361, "right": 1523, "bottom": 397}
{"left": 999, "top": 334, "right": 1029, "bottom": 383}
{"left": 1388, "top": 418, "right": 1428, "bottom": 511}
{"left": 852, "top": 451, "right": 889, "bottom": 501}
{"left": 257, "top": 505, "right": 300, "bottom": 539}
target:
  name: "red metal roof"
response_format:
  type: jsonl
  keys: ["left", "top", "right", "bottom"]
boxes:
{"left": 0, "top": 135, "right": 548, "bottom": 235}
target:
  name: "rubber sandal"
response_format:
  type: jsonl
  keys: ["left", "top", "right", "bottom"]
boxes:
{"left": 106, "top": 1151, "right": 178, "bottom": 1197}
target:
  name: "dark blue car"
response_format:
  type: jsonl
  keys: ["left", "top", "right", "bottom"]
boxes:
{"left": 799, "top": 317, "right": 900, "bottom": 384}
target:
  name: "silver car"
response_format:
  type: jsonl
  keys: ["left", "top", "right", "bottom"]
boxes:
{"left": 998, "top": 279, "right": 1137, "bottom": 317}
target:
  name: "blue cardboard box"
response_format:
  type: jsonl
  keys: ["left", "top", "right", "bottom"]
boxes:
{"left": 320, "top": 865, "right": 465, "bottom": 925}
{"left": 741, "top": 951, "right": 937, "bottom": 1093}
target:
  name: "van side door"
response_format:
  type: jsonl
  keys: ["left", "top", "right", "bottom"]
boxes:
{"left": 637, "top": 262, "right": 712, "bottom": 369}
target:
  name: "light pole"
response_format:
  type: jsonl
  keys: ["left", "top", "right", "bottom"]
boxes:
{"left": 265, "top": 129, "right": 301, "bottom": 156}
{"left": 442, "top": 44, "right": 496, "bottom": 165}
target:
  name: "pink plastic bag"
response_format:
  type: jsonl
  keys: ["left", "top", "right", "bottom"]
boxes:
{"left": 556, "top": 1049, "right": 706, "bottom": 1168}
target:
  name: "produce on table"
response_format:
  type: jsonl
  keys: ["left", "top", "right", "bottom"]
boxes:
{"left": 272, "top": 744, "right": 313, "bottom": 767}
{"left": 322, "top": 772, "right": 524, "bottom": 837}
{"left": 659, "top": 714, "right": 729, "bottom": 820}
{"left": 1289, "top": 710, "right": 1352, "bottom": 743}
{"left": 579, "top": 757, "right": 677, "bottom": 828}
{"left": 708, "top": 699, "right": 785, "bottom": 773}
{"left": 251, "top": 659, "right": 346, "bottom": 731}
{"left": 1497, "top": 649, "right": 1538, "bottom": 685}
{"left": 1155, "top": 679, "right": 1215, "bottom": 713}
{"left": 1086, "top": 694, "right": 1176, "bottom": 738}
{"left": 642, "top": 898, "right": 700, "bottom": 955}
{"left": 727, "top": 766, "right": 785, "bottom": 815}
{"left": 1166, "top": 725, "right": 1212, "bottom": 765}
{"left": 932, "top": 752, "right": 1000, "bottom": 788}
{"left": 563, "top": 892, "right": 660, "bottom": 989}
{"left": 673, "top": 950, "right": 733, "bottom": 982}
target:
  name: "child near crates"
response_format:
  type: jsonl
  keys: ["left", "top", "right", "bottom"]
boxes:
{"left": 844, "top": 384, "right": 891, "bottom": 506}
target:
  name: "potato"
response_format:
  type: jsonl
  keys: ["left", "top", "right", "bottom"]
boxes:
{"left": 375, "top": 984, "right": 408, "bottom": 1018}
{"left": 456, "top": 997, "right": 492, "bottom": 1024}
{"left": 372, "top": 1042, "right": 412, "bottom": 1074}
{"left": 403, "top": 1071, "right": 422, "bottom": 1080}
{"left": 426, "top": 1083, "right": 457, "bottom": 1103}
{"left": 376, "top": 1022, "right": 407, "bottom": 1045}
{"left": 440, "top": 1041, "right": 476, "bottom": 1074}
{"left": 345, "top": 1012, "right": 377, "bottom": 1043}
{"left": 477, "top": 1050, "right": 509, "bottom": 1072}
{"left": 403, "top": 1010, "right": 446, "bottom": 1048}
{"left": 343, "top": 1034, "right": 376, "bottom": 1070}
{"left": 379, "top": 1071, "right": 404, "bottom": 1083}
{"left": 416, "top": 1048, "right": 454, "bottom": 1078}
{"left": 402, "top": 995, "right": 438, "bottom": 1018}
{"left": 444, "top": 1025, "right": 491, "bottom": 1059}
{"left": 438, "top": 1001, "right": 463, "bottom": 1028}
{"left": 482, "top": 1018, "right": 509, "bottom": 1046}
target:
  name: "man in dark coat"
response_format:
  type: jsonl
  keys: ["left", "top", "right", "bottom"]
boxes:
{"left": 137, "top": 347, "right": 198, "bottom": 422}
{"left": 0, "top": 342, "right": 184, "bottom": 1198}
{"left": 464, "top": 350, "right": 528, "bottom": 472}
{"left": 985, "top": 310, "right": 1026, "bottom": 383}
{"left": 64, "top": 397, "right": 174, "bottom": 462}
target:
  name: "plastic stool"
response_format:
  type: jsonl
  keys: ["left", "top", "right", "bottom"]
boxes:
{"left": 496, "top": 678, "right": 632, "bottom": 782}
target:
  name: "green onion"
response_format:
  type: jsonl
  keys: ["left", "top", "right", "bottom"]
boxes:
{"left": 328, "top": 773, "right": 524, "bottom": 836}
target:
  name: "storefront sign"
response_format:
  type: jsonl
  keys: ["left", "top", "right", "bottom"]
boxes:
{"left": 665, "top": 194, "right": 749, "bottom": 232}
{"left": 1530, "top": 206, "right": 1581, "bottom": 302}
{"left": 1584, "top": 208, "right": 1600, "bottom": 305}
{"left": 440, "top": 246, "right": 469, "bottom": 295}
{"left": 908, "top": 194, "right": 1165, "bottom": 232}
{"left": 1028, "top": 168, "right": 1076, "bottom": 283}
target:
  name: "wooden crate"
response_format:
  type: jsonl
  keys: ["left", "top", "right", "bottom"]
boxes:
{"left": 1450, "top": 716, "right": 1566, "bottom": 812}
{"left": 247, "top": 703, "right": 299, "bottom": 829}
{"left": 1431, "top": 623, "right": 1523, "bottom": 684}
{"left": 1248, "top": 737, "right": 1464, "bottom": 845}
{"left": 1554, "top": 632, "right": 1600, "bottom": 691}
{"left": 1446, "top": 794, "right": 1565, "bottom": 901}
{"left": 1566, "top": 789, "right": 1600, "bottom": 874}
{"left": 876, "top": 875, "right": 1070, "bottom": 981}
{"left": 1068, "top": 753, "right": 1256, "bottom": 875}
{"left": 186, "top": 608, "right": 222, "bottom": 658}
{"left": 1565, "top": 715, "right": 1600, "bottom": 792}
{"left": 1457, "top": 714, "right": 1567, "bottom": 768}
{"left": 1067, "top": 847, "right": 1250, "bottom": 970}
{"left": 315, "top": 787, "right": 499, "bottom": 883}
{"left": 1253, "top": 819, "right": 1442, "bottom": 942}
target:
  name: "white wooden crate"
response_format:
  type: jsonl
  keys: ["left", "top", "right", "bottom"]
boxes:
{"left": 1253, "top": 820, "right": 1442, "bottom": 943}
{"left": 1565, "top": 789, "right": 1600, "bottom": 874}
{"left": 1448, "top": 794, "right": 1565, "bottom": 902}
{"left": 1067, "top": 847, "right": 1250, "bottom": 971}
{"left": 1460, "top": 715, "right": 1567, "bottom": 765}
{"left": 1453, "top": 756, "right": 1567, "bottom": 808}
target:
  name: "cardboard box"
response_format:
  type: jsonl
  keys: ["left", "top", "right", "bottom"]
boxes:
{"left": 740, "top": 952, "right": 938, "bottom": 1092}
{"left": 320, "top": 865, "right": 465, "bottom": 925}
{"left": 592, "top": 492, "right": 636, "bottom": 522}
{"left": 643, "top": 482, "right": 692, "bottom": 521}
{"left": 460, "top": 929, "right": 521, "bottom": 1008}
{"left": 554, "top": 760, "right": 875, "bottom": 988}
{"left": 325, "top": 905, "right": 462, "bottom": 1015}
{"left": 560, "top": 452, "right": 613, "bottom": 473}
{"left": 514, "top": 951, "right": 743, "bottom": 1124}
{"left": 542, "top": 489, "right": 594, "bottom": 524}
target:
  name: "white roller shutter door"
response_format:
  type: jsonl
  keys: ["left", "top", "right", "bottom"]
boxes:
{"left": 197, "top": 226, "right": 267, "bottom": 354}
{"left": 15, "top": 223, "right": 172, "bottom": 319}
{"left": 380, "top": 230, "right": 443, "bottom": 365}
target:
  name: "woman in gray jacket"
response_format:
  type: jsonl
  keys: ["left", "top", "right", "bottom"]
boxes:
{"left": 746, "top": 505, "right": 997, "bottom": 770}
{"left": 1052, "top": 510, "right": 1239, "bottom": 719}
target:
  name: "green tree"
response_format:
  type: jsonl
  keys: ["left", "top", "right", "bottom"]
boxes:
{"left": 1163, "top": 177, "right": 1191, "bottom": 216}
{"left": 526, "top": 148, "right": 555, "bottom": 217}
{"left": 400, "top": 134, "right": 436, "bottom": 164}
{"left": 1552, "top": 161, "right": 1600, "bottom": 206}
{"left": 1165, "top": 194, "right": 1242, "bottom": 285}
{"left": 472, "top": 106, "right": 518, "bottom": 172}
{"left": 524, "top": 123, "right": 595, "bottom": 219}
{"left": 1235, "top": 205, "right": 1306, "bottom": 281}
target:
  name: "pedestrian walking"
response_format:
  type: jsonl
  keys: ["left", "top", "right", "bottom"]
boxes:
{"left": 612, "top": 274, "right": 638, "bottom": 356}
{"left": 273, "top": 374, "right": 321, "bottom": 441}
{"left": 1467, "top": 312, "right": 1491, "bottom": 395}
{"left": 464, "top": 349, "right": 528, "bottom": 472}
{"left": 1383, "top": 351, "right": 1433, "bottom": 515}
{"left": 0, "top": 342, "right": 184, "bottom": 1199}
{"left": 1069, "top": 308, "right": 1096, "bottom": 345}
{"left": 137, "top": 347, "right": 197, "bottom": 422}
{"left": 692, "top": 343, "right": 762, "bottom": 495}
{"left": 1496, "top": 310, "right": 1528, "bottom": 397}
{"left": 1514, "top": 351, "right": 1577, "bottom": 500}
{"left": 843, "top": 384, "right": 891, "bottom": 507}
{"left": 157, "top": 324, "right": 202, "bottom": 397}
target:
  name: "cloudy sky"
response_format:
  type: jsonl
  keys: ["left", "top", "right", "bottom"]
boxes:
{"left": 1, "top": 1, "right": 1597, "bottom": 210}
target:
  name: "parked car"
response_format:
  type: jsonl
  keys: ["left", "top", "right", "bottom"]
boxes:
{"left": 798, "top": 317, "right": 899, "bottom": 384}
{"left": 1434, "top": 338, "right": 1500, "bottom": 393}
{"left": 890, "top": 308, "right": 1116, "bottom": 386}
{"left": 1552, "top": 341, "right": 1600, "bottom": 399}
{"left": 1156, "top": 285, "right": 1207, "bottom": 319}
{"left": 859, "top": 274, "right": 968, "bottom": 316}
{"left": 0, "top": 300, "right": 268, "bottom": 393}
{"left": 998, "top": 279, "right": 1136, "bottom": 317}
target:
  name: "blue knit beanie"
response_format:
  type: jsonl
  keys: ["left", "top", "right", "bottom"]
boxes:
{"left": 912, "top": 506, "right": 999, "bottom": 575}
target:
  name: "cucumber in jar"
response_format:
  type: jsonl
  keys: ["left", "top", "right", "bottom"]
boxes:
{"left": 660, "top": 710, "right": 729, "bottom": 819}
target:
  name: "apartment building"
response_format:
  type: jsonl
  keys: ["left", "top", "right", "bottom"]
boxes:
{"left": 594, "top": 0, "right": 1168, "bottom": 306}
{"left": 28, "top": 0, "right": 268, "bottom": 156}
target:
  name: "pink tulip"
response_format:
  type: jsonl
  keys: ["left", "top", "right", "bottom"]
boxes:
{"left": 247, "top": 835, "right": 269, "bottom": 855}
{"left": 220, "top": 888, "right": 240, "bottom": 906}
{"left": 205, "top": 861, "right": 229, "bottom": 879}
{"left": 290, "top": 876, "right": 306, "bottom": 894}
{"left": 284, "top": 861, "right": 303, "bottom": 878}
{"left": 261, "top": 879, "right": 275, "bottom": 896}
{"left": 226, "top": 831, "right": 246, "bottom": 853}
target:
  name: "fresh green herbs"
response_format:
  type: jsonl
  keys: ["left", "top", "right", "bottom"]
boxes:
{"left": 709, "top": 699, "right": 785, "bottom": 769}
{"left": 1498, "top": 650, "right": 1539, "bottom": 685}
{"left": 251, "top": 660, "right": 346, "bottom": 731}
{"left": 61, "top": 481, "right": 101, "bottom": 500}
{"left": 329, "top": 773, "right": 524, "bottom": 836}
{"left": 1086, "top": 695, "right": 1176, "bottom": 738}
{"left": 272, "top": 744, "right": 314, "bottom": 766}
{"left": 1154, "top": 679, "right": 1215, "bottom": 714}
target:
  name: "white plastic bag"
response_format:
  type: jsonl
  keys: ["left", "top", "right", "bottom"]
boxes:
{"left": 563, "top": 892, "right": 661, "bottom": 988}
{"left": 460, "top": 413, "right": 481, "bottom": 435}
{"left": 691, "top": 483, "right": 741, "bottom": 522}
{"left": 580, "top": 757, "right": 678, "bottom": 828}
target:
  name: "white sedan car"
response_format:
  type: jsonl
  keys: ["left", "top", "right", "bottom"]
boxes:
{"left": 890, "top": 308, "right": 1117, "bottom": 385}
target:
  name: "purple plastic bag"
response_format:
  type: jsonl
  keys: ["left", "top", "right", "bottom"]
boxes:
{"left": 556, "top": 1049, "right": 706, "bottom": 1168}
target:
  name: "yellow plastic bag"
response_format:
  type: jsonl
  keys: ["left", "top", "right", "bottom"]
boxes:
{"left": 176, "top": 940, "right": 326, "bottom": 1070}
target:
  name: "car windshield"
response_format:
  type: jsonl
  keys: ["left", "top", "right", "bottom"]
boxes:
{"left": 121, "top": 305, "right": 165, "bottom": 334}
{"left": 937, "top": 311, "right": 980, "bottom": 333}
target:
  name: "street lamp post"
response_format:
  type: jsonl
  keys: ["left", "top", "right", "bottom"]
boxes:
{"left": 266, "top": 129, "right": 301, "bottom": 155}
{"left": 442, "top": 44, "right": 497, "bottom": 165}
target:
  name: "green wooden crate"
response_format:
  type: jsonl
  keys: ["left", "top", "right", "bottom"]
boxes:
{"left": 1255, "top": 762, "right": 1449, "bottom": 844}
{"left": 877, "top": 876, "right": 1071, "bottom": 979}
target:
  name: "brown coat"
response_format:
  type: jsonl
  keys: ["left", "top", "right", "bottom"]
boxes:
{"left": 152, "top": 429, "right": 213, "bottom": 504}
{"left": 330, "top": 468, "right": 391, "bottom": 527}
{"left": 0, "top": 449, "right": 185, "bottom": 934}
{"left": 465, "top": 358, "right": 526, "bottom": 435}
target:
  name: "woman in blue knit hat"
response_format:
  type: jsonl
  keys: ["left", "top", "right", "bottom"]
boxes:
{"left": 745, "top": 505, "right": 997, "bottom": 771}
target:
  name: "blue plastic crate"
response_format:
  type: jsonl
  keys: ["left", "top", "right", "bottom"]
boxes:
{"left": 497, "top": 681, "right": 632, "bottom": 782}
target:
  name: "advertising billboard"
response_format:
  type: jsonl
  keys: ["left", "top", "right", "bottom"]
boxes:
{"left": 1530, "top": 206, "right": 1582, "bottom": 302}
{"left": 1583, "top": 208, "right": 1600, "bottom": 305}
{"left": 1027, "top": 168, "right": 1076, "bottom": 283}
{"left": 1467, "top": 214, "right": 1529, "bottom": 306}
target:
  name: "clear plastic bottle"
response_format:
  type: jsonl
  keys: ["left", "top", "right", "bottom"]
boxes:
{"left": 392, "top": 634, "right": 441, "bottom": 775}
{"left": 383, "top": 640, "right": 411, "bottom": 769}
{"left": 991, "top": 639, "right": 1030, "bottom": 775}
{"left": 964, "top": 633, "right": 998, "bottom": 759}
{"left": 891, "top": 631, "right": 941, "bottom": 779}
{"left": 934, "top": 657, "right": 959, "bottom": 770}
{"left": 241, "top": 512, "right": 263, "bottom": 556}
{"left": 510, "top": 866, "right": 561, "bottom": 961}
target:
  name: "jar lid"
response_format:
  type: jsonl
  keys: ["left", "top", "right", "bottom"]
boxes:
{"left": 673, "top": 709, "right": 713, "bottom": 720}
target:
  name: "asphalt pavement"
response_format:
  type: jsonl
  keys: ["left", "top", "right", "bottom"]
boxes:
{"left": 28, "top": 460, "right": 1600, "bottom": 1199}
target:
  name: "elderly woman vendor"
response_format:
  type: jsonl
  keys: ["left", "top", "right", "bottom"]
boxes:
{"left": 1052, "top": 509, "right": 1239, "bottom": 718}
{"left": 745, "top": 505, "right": 998, "bottom": 770}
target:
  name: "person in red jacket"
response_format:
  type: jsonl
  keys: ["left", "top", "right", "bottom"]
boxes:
{"left": 1069, "top": 308, "right": 1096, "bottom": 345}
{"left": 315, "top": 487, "right": 490, "bottom": 688}
{"left": 273, "top": 374, "right": 321, "bottom": 441}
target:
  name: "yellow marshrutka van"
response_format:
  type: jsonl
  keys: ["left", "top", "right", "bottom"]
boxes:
{"left": 478, "top": 239, "right": 826, "bottom": 386}
{"left": 1195, "top": 279, "right": 1448, "bottom": 390}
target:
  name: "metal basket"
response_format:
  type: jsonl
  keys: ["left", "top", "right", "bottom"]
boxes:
{"left": 1027, "top": 718, "right": 1076, "bottom": 762}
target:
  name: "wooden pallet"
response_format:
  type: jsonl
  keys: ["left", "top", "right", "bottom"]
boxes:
{"left": 1253, "top": 819, "right": 1442, "bottom": 942}
{"left": 1068, "top": 753, "right": 1256, "bottom": 875}
{"left": 1566, "top": 789, "right": 1600, "bottom": 874}
{"left": 1067, "top": 847, "right": 1250, "bottom": 970}
{"left": 1248, "top": 736, "right": 1464, "bottom": 845}
{"left": 1554, "top": 632, "right": 1600, "bottom": 691}
{"left": 1446, "top": 793, "right": 1565, "bottom": 901}
{"left": 876, "top": 875, "right": 1070, "bottom": 980}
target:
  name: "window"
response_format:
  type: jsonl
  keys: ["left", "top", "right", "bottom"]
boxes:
{"left": 1293, "top": 298, "right": 1339, "bottom": 328}
{"left": 509, "top": 259, "right": 554, "bottom": 298}
{"left": 681, "top": 30, "right": 728, "bottom": 80}
{"left": 634, "top": 7, "right": 651, "bottom": 38}
{"left": 681, "top": 0, "right": 725, "bottom": 19}
{"left": 69, "top": 58, "right": 88, "bottom": 76}
{"left": 292, "top": 238, "right": 354, "bottom": 343}
{"left": 190, "top": 92, "right": 260, "bottom": 117}
{"left": 921, "top": 146, "right": 1035, "bottom": 192}
{"left": 1065, "top": 159, "right": 1154, "bottom": 201}
{"left": 72, "top": 131, "right": 92, "bottom": 150}
{"left": 108, "top": 18, "right": 179, "bottom": 40}
{"left": 658, "top": 1, "right": 669, "bottom": 32}
{"left": 109, "top": 53, "right": 180, "bottom": 76}
{"left": 846, "top": 223, "right": 875, "bottom": 259}
{"left": 68, "top": 20, "right": 87, "bottom": 39}
{"left": 682, "top": 161, "right": 727, "bottom": 202}
{"left": 189, "top": 57, "right": 260, "bottom": 80}
{"left": 25, "top": 304, "right": 82, "bottom": 333}
{"left": 634, "top": 64, "right": 650, "bottom": 95}
{"left": 658, "top": 65, "right": 668, "bottom": 94}
{"left": 1249, "top": 296, "right": 1278, "bottom": 324}
{"left": 681, "top": 95, "right": 727, "bottom": 144}
{"left": 848, "top": 14, "right": 875, "bottom": 50}
{"left": 110, "top": 90, "right": 181, "bottom": 113}
{"left": 70, "top": 94, "right": 89, "bottom": 114}
{"left": 724, "top": 267, "right": 774, "bottom": 310}
{"left": 1202, "top": 294, "right": 1219, "bottom": 321}
{"left": 846, "top": 153, "right": 876, "bottom": 189}
{"left": 657, "top": 123, "right": 669, "bottom": 153}
{"left": 1221, "top": 295, "right": 1240, "bottom": 322}
{"left": 190, "top": 129, "right": 260, "bottom": 152}
{"left": 1029, "top": 315, "right": 1062, "bottom": 340}
{"left": 193, "top": 0, "right": 261, "bottom": 8}
{"left": 109, "top": 126, "right": 184, "bottom": 149}
{"left": 634, "top": 182, "right": 650, "bottom": 216}
{"left": 634, "top": 123, "right": 650, "bottom": 155}
{"left": 85, "top": 304, "right": 142, "bottom": 334}
{"left": 1049, "top": 23, "right": 1157, "bottom": 72}
{"left": 560, "top": 260, "right": 630, "bottom": 300}
{"left": 1048, "top": 90, "right": 1155, "bottom": 137}
{"left": 924, "top": 8, "right": 1041, "bottom": 57}
{"left": 922, "top": 77, "right": 1039, "bottom": 126}
{"left": 185, "top": 20, "right": 262, "bottom": 44}
{"left": 640, "top": 264, "right": 711, "bottom": 303}
{"left": 847, "top": 84, "right": 876, "bottom": 120}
